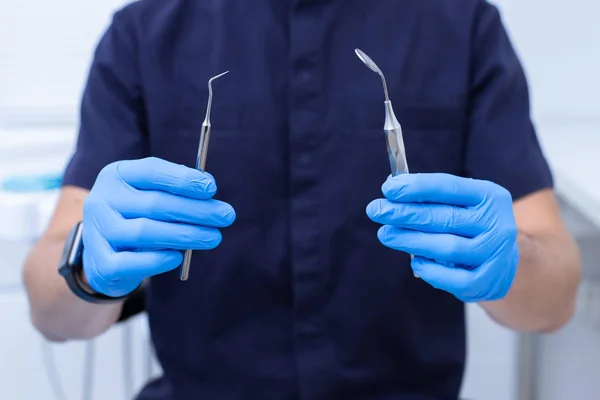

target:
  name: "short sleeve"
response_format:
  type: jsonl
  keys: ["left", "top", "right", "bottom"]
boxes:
{"left": 62, "top": 7, "right": 148, "bottom": 190}
{"left": 464, "top": 2, "right": 553, "bottom": 201}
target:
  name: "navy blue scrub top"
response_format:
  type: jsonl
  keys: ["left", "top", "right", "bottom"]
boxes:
{"left": 63, "top": 0, "right": 553, "bottom": 399}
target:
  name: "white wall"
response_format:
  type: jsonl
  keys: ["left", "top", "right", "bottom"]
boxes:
{"left": 0, "top": 0, "right": 128, "bottom": 126}
{"left": 1, "top": 0, "right": 598, "bottom": 126}
{"left": 494, "top": 0, "right": 600, "bottom": 121}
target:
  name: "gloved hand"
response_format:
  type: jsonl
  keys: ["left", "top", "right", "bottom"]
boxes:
{"left": 366, "top": 173, "right": 519, "bottom": 302}
{"left": 82, "top": 157, "right": 235, "bottom": 297}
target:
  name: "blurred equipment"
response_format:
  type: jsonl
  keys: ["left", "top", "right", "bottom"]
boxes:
{"left": 180, "top": 70, "right": 229, "bottom": 281}
{"left": 0, "top": 133, "right": 157, "bottom": 399}
{"left": 0, "top": 172, "right": 62, "bottom": 243}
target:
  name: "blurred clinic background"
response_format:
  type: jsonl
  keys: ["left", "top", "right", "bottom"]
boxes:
{"left": 0, "top": 1, "right": 599, "bottom": 399}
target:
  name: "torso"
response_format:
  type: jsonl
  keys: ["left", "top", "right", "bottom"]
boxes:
{"left": 130, "top": 0, "right": 479, "bottom": 398}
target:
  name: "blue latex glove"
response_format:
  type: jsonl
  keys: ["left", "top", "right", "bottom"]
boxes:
{"left": 82, "top": 157, "right": 236, "bottom": 297}
{"left": 366, "top": 173, "right": 519, "bottom": 302}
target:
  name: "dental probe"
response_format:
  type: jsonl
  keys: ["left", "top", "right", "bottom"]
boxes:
{"left": 180, "top": 70, "right": 229, "bottom": 282}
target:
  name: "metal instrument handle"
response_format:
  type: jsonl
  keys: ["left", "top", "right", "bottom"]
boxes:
{"left": 179, "top": 124, "right": 211, "bottom": 281}
{"left": 384, "top": 102, "right": 417, "bottom": 275}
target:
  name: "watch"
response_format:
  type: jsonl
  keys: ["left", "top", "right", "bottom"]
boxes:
{"left": 58, "top": 221, "right": 133, "bottom": 304}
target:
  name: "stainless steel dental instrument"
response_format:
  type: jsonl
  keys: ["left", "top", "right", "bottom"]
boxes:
{"left": 355, "top": 49, "right": 409, "bottom": 177}
{"left": 355, "top": 49, "right": 417, "bottom": 273}
{"left": 179, "top": 70, "right": 229, "bottom": 282}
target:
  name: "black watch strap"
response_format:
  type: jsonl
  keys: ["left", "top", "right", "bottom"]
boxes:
{"left": 58, "top": 221, "right": 135, "bottom": 304}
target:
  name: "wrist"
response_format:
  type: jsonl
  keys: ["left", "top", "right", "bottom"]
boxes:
{"left": 59, "top": 221, "right": 139, "bottom": 304}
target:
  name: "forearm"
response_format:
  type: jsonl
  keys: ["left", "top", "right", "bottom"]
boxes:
{"left": 480, "top": 231, "right": 581, "bottom": 333}
{"left": 23, "top": 234, "right": 123, "bottom": 341}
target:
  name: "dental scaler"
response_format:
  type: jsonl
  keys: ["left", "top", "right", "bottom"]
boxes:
{"left": 179, "top": 70, "right": 229, "bottom": 282}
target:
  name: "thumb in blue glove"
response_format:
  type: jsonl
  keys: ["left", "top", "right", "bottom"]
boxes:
{"left": 366, "top": 173, "right": 519, "bottom": 302}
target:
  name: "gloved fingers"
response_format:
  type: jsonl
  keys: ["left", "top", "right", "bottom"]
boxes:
{"left": 382, "top": 173, "right": 491, "bottom": 207}
{"left": 84, "top": 247, "right": 183, "bottom": 293}
{"left": 204, "top": 172, "right": 215, "bottom": 180}
{"left": 116, "top": 157, "right": 217, "bottom": 199}
{"left": 81, "top": 226, "right": 154, "bottom": 296}
{"left": 366, "top": 199, "right": 484, "bottom": 237}
{"left": 377, "top": 226, "right": 487, "bottom": 266}
{"left": 82, "top": 215, "right": 117, "bottom": 255}
{"left": 83, "top": 247, "right": 144, "bottom": 297}
{"left": 116, "top": 189, "right": 236, "bottom": 228}
{"left": 412, "top": 257, "right": 514, "bottom": 302}
{"left": 475, "top": 247, "right": 519, "bottom": 301}
{"left": 82, "top": 217, "right": 185, "bottom": 296}
{"left": 109, "top": 249, "right": 184, "bottom": 280}
{"left": 410, "top": 256, "right": 478, "bottom": 299}
{"left": 106, "top": 218, "right": 224, "bottom": 251}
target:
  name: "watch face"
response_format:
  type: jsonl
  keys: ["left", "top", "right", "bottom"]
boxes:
{"left": 68, "top": 222, "right": 84, "bottom": 266}
{"left": 58, "top": 222, "right": 83, "bottom": 276}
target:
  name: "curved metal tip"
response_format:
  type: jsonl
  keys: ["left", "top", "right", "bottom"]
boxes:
{"left": 355, "top": 48, "right": 380, "bottom": 74}
{"left": 204, "top": 71, "right": 229, "bottom": 124}
{"left": 209, "top": 70, "right": 229, "bottom": 85}
{"left": 354, "top": 48, "right": 389, "bottom": 102}
{"left": 208, "top": 71, "right": 229, "bottom": 98}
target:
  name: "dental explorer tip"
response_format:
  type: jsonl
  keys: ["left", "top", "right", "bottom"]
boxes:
{"left": 205, "top": 70, "right": 229, "bottom": 123}
{"left": 209, "top": 70, "right": 229, "bottom": 85}
{"left": 208, "top": 70, "right": 229, "bottom": 98}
